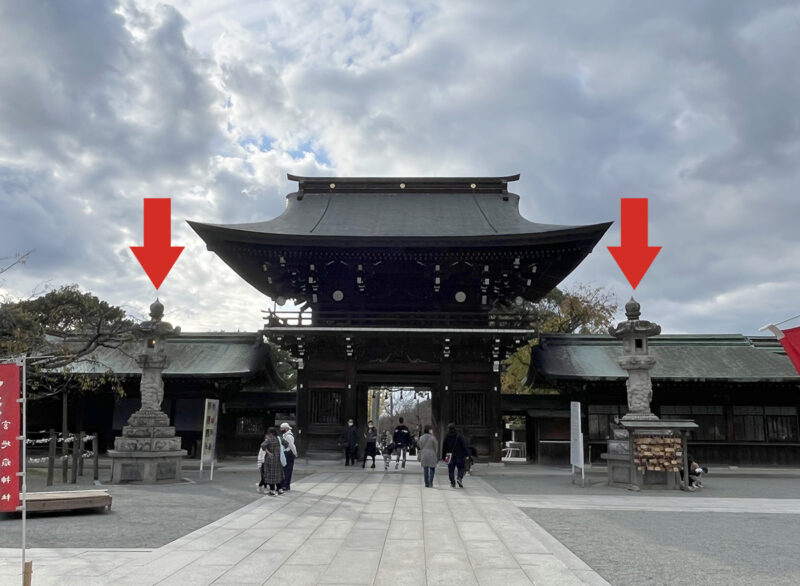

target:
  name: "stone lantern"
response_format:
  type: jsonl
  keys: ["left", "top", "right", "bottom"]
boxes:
{"left": 108, "top": 299, "right": 187, "bottom": 483}
{"left": 608, "top": 297, "right": 661, "bottom": 421}
{"left": 604, "top": 298, "right": 698, "bottom": 491}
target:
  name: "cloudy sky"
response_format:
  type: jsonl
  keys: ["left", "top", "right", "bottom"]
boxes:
{"left": 1, "top": 0, "right": 799, "bottom": 336}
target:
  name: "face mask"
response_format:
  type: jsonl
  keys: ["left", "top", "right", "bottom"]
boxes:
{"left": 348, "top": 422, "right": 353, "bottom": 426}
{"left": 368, "top": 424, "right": 373, "bottom": 428}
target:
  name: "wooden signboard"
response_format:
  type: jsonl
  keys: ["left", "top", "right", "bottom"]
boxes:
{"left": 570, "top": 401, "right": 585, "bottom": 486}
{"left": 199, "top": 398, "right": 220, "bottom": 480}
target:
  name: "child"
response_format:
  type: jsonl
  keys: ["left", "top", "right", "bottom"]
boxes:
{"left": 688, "top": 455, "right": 706, "bottom": 489}
{"left": 382, "top": 441, "right": 396, "bottom": 470}
{"left": 256, "top": 432, "right": 268, "bottom": 493}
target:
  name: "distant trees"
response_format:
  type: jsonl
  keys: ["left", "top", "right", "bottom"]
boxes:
{"left": 0, "top": 285, "right": 134, "bottom": 398}
{"left": 271, "top": 345, "right": 297, "bottom": 390}
{"left": 501, "top": 284, "right": 618, "bottom": 394}
{"left": 372, "top": 387, "right": 432, "bottom": 436}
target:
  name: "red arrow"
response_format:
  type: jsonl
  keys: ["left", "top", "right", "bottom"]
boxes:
{"left": 130, "top": 198, "right": 184, "bottom": 289}
{"left": 607, "top": 198, "right": 661, "bottom": 289}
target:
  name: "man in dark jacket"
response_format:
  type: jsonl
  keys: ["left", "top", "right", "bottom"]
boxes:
{"left": 442, "top": 422, "right": 468, "bottom": 488}
{"left": 340, "top": 418, "right": 359, "bottom": 466}
{"left": 393, "top": 417, "right": 412, "bottom": 469}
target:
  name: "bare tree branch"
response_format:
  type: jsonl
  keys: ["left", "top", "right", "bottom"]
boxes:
{"left": 0, "top": 250, "right": 33, "bottom": 275}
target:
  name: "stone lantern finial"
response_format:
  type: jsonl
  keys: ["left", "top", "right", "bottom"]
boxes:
{"left": 625, "top": 297, "right": 641, "bottom": 320}
{"left": 149, "top": 298, "right": 165, "bottom": 321}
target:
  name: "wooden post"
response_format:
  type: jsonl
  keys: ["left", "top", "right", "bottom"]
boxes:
{"left": 46, "top": 429, "right": 56, "bottom": 487}
{"left": 682, "top": 430, "right": 690, "bottom": 490}
{"left": 78, "top": 431, "right": 85, "bottom": 476}
{"left": 61, "top": 391, "right": 68, "bottom": 483}
{"left": 23, "top": 560, "right": 32, "bottom": 586}
{"left": 71, "top": 433, "right": 80, "bottom": 484}
{"left": 93, "top": 432, "right": 99, "bottom": 481}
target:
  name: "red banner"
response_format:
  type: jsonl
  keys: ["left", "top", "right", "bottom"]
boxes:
{"left": 780, "top": 326, "right": 800, "bottom": 377}
{"left": 0, "top": 364, "right": 20, "bottom": 512}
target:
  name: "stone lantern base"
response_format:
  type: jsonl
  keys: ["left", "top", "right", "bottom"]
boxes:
{"left": 108, "top": 408, "right": 186, "bottom": 483}
{"left": 108, "top": 449, "right": 187, "bottom": 483}
{"left": 620, "top": 412, "right": 660, "bottom": 422}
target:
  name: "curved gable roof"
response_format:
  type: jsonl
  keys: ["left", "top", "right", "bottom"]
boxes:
{"left": 189, "top": 174, "right": 611, "bottom": 245}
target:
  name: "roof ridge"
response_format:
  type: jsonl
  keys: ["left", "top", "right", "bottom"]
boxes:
{"left": 288, "top": 173, "right": 521, "bottom": 183}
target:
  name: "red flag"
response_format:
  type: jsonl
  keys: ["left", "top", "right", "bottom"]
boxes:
{"left": 0, "top": 364, "right": 21, "bottom": 512}
{"left": 779, "top": 326, "right": 800, "bottom": 376}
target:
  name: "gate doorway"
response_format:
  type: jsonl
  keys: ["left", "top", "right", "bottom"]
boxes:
{"left": 366, "top": 385, "right": 432, "bottom": 449}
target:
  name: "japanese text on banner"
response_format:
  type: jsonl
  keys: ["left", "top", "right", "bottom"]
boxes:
{"left": 0, "top": 364, "right": 20, "bottom": 512}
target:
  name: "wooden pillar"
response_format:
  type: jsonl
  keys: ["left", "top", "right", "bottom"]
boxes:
{"left": 70, "top": 431, "right": 81, "bottom": 484}
{"left": 296, "top": 368, "right": 309, "bottom": 456}
{"left": 93, "top": 433, "right": 100, "bottom": 481}
{"left": 46, "top": 429, "right": 56, "bottom": 487}
{"left": 356, "top": 382, "right": 368, "bottom": 457}
{"left": 61, "top": 391, "right": 68, "bottom": 483}
{"left": 724, "top": 393, "right": 735, "bottom": 465}
{"left": 439, "top": 361, "right": 453, "bottom": 442}
{"left": 344, "top": 360, "right": 357, "bottom": 424}
{"left": 525, "top": 414, "right": 535, "bottom": 462}
{"left": 78, "top": 431, "right": 85, "bottom": 476}
{"left": 343, "top": 361, "right": 358, "bottom": 461}
{"left": 489, "top": 369, "right": 502, "bottom": 462}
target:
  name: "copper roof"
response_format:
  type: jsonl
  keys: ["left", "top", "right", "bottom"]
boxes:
{"left": 533, "top": 334, "right": 800, "bottom": 382}
{"left": 189, "top": 174, "right": 611, "bottom": 244}
{"left": 64, "top": 333, "right": 267, "bottom": 378}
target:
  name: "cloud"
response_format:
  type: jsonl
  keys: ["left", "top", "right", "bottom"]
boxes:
{"left": 2, "top": 0, "right": 799, "bottom": 336}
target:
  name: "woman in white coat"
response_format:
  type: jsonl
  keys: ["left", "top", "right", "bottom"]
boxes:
{"left": 417, "top": 424, "right": 439, "bottom": 488}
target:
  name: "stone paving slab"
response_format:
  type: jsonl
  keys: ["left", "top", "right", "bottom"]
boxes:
{"left": 0, "top": 470, "right": 608, "bottom": 585}
{"left": 508, "top": 494, "right": 800, "bottom": 513}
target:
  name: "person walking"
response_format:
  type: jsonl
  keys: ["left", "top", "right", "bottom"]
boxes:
{"left": 260, "top": 427, "right": 285, "bottom": 496}
{"left": 280, "top": 422, "right": 298, "bottom": 490}
{"left": 442, "top": 422, "right": 468, "bottom": 488}
{"left": 362, "top": 420, "right": 378, "bottom": 468}
{"left": 393, "top": 416, "right": 412, "bottom": 469}
{"left": 462, "top": 427, "right": 475, "bottom": 476}
{"left": 417, "top": 424, "right": 438, "bottom": 487}
{"left": 340, "top": 418, "right": 359, "bottom": 466}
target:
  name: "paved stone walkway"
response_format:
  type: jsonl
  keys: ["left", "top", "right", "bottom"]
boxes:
{"left": 0, "top": 471, "right": 608, "bottom": 585}
{"left": 508, "top": 494, "right": 800, "bottom": 514}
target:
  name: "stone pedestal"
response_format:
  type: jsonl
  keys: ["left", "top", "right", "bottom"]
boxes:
{"left": 604, "top": 420, "right": 697, "bottom": 490}
{"left": 109, "top": 299, "right": 186, "bottom": 484}
{"left": 109, "top": 412, "right": 186, "bottom": 483}
{"left": 109, "top": 450, "right": 186, "bottom": 483}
